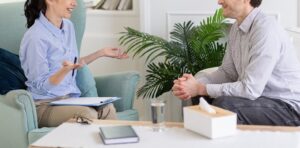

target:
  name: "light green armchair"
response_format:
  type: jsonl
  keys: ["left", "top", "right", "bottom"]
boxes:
{"left": 0, "top": 0, "right": 140, "bottom": 148}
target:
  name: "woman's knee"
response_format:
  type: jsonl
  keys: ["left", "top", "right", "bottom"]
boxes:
{"left": 97, "top": 103, "right": 117, "bottom": 120}
{"left": 74, "top": 106, "right": 98, "bottom": 119}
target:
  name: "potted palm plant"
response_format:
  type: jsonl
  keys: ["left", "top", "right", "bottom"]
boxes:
{"left": 119, "top": 9, "right": 227, "bottom": 99}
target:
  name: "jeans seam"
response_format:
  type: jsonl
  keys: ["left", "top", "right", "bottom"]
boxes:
{"left": 227, "top": 105, "right": 290, "bottom": 110}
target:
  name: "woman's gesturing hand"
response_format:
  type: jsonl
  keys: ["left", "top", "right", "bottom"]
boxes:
{"left": 102, "top": 47, "right": 129, "bottom": 59}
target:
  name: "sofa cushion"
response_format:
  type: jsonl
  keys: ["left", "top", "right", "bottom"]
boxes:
{"left": 0, "top": 48, "right": 27, "bottom": 94}
{"left": 76, "top": 65, "right": 98, "bottom": 97}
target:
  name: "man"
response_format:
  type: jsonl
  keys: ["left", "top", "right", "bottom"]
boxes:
{"left": 172, "top": 0, "right": 300, "bottom": 126}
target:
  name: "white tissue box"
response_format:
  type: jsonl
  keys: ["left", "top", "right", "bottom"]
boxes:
{"left": 183, "top": 105, "right": 237, "bottom": 139}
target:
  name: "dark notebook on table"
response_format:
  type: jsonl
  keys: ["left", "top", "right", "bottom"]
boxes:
{"left": 99, "top": 125, "right": 139, "bottom": 145}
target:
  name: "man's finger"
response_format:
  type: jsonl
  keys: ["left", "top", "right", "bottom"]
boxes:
{"left": 177, "top": 94, "right": 190, "bottom": 100}
{"left": 172, "top": 90, "right": 186, "bottom": 96}
{"left": 173, "top": 79, "right": 179, "bottom": 84}
{"left": 172, "top": 84, "right": 184, "bottom": 91}
{"left": 182, "top": 73, "right": 194, "bottom": 79}
{"left": 178, "top": 77, "right": 187, "bottom": 81}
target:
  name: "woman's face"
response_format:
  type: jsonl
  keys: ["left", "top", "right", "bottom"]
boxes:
{"left": 48, "top": 0, "right": 77, "bottom": 19}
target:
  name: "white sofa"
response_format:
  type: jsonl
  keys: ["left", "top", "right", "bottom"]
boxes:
{"left": 286, "top": 28, "right": 300, "bottom": 61}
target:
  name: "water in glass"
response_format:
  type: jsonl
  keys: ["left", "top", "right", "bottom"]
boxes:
{"left": 151, "top": 99, "right": 165, "bottom": 132}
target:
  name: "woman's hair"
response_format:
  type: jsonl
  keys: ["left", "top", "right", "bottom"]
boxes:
{"left": 24, "top": 0, "right": 47, "bottom": 28}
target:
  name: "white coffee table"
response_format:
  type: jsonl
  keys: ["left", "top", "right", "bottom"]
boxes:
{"left": 30, "top": 120, "right": 300, "bottom": 148}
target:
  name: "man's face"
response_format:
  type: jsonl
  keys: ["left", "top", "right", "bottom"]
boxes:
{"left": 218, "top": 0, "right": 249, "bottom": 19}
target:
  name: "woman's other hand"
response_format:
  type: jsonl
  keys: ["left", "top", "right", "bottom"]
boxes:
{"left": 101, "top": 47, "right": 129, "bottom": 59}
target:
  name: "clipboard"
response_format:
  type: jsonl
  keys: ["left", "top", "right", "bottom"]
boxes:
{"left": 49, "top": 97, "right": 120, "bottom": 107}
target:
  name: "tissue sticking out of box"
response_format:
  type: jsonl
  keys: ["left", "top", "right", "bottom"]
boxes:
{"left": 199, "top": 97, "right": 216, "bottom": 114}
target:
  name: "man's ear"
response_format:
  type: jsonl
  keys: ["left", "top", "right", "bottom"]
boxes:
{"left": 244, "top": 0, "right": 251, "bottom": 5}
{"left": 45, "top": 0, "right": 55, "bottom": 6}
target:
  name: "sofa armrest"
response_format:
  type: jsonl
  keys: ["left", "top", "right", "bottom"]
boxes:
{"left": 0, "top": 89, "right": 38, "bottom": 148}
{"left": 194, "top": 67, "right": 218, "bottom": 79}
{"left": 94, "top": 71, "right": 140, "bottom": 112}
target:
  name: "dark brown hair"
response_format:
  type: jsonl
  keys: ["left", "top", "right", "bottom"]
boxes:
{"left": 250, "top": 0, "right": 262, "bottom": 7}
{"left": 24, "top": 0, "right": 47, "bottom": 28}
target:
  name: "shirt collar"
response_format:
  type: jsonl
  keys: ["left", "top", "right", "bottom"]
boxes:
{"left": 238, "top": 8, "right": 261, "bottom": 33}
{"left": 38, "top": 12, "right": 67, "bottom": 37}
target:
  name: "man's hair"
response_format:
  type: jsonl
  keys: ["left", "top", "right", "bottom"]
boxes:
{"left": 250, "top": 0, "right": 262, "bottom": 7}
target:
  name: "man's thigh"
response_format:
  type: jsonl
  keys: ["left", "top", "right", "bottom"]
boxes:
{"left": 212, "top": 96, "right": 300, "bottom": 126}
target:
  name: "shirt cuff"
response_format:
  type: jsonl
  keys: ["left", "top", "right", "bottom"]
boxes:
{"left": 206, "top": 84, "right": 222, "bottom": 98}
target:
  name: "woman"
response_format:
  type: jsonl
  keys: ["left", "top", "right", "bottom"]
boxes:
{"left": 19, "top": 0, "right": 128, "bottom": 127}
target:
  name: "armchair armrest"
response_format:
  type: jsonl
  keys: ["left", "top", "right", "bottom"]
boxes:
{"left": 94, "top": 71, "right": 140, "bottom": 112}
{"left": 0, "top": 90, "right": 38, "bottom": 148}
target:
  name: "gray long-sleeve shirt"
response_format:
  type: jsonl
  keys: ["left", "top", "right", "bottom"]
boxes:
{"left": 197, "top": 8, "right": 300, "bottom": 112}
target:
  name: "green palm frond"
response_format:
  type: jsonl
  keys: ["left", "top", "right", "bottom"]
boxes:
{"left": 119, "top": 8, "right": 227, "bottom": 99}
{"left": 137, "top": 62, "right": 188, "bottom": 98}
{"left": 119, "top": 27, "right": 172, "bottom": 63}
{"left": 167, "top": 21, "right": 195, "bottom": 68}
{"left": 169, "top": 21, "right": 194, "bottom": 50}
{"left": 193, "top": 9, "right": 226, "bottom": 49}
{"left": 192, "top": 42, "right": 226, "bottom": 71}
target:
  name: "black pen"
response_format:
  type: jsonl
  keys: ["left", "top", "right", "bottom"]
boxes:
{"left": 72, "top": 57, "right": 77, "bottom": 77}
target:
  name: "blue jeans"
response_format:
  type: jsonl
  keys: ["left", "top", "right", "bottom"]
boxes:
{"left": 211, "top": 96, "right": 300, "bottom": 126}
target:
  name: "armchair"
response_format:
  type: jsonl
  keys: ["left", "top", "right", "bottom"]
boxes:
{"left": 0, "top": 0, "right": 139, "bottom": 148}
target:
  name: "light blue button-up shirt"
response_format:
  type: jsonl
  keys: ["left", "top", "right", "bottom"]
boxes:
{"left": 198, "top": 8, "right": 300, "bottom": 111}
{"left": 20, "top": 12, "right": 81, "bottom": 99}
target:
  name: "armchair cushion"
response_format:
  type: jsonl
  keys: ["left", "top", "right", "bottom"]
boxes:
{"left": 76, "top": 65, "right": 98, "bottom": 97}
{"left": 116, "top": 109, "right": 139, "bottom": 121}
{"left": 94, "top": 71, "right": 140, "bottom": 112}
{"left": 0, "top": 48, "right": 27, "bottom": 95}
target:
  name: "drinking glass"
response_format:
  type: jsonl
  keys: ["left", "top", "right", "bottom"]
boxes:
{"left": 150, "top": 99, "right": 166, "bottom": 132}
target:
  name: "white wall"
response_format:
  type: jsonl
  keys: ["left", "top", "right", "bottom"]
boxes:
{"left": 142, "top": 0, "right": 298, "bottom": 36}
{"left": 0, "top": 0, "right": 24, "bottom": 3}
{"left": 80, "top": 0, "right": 141, "bottom": 76}
{"left": 298, "top": 0, "right": 300, "bottom": 26}
{"left": 80, "top": 10, "right": 141, "bottom": 76}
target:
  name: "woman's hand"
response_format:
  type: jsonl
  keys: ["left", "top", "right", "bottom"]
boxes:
{"left": 49, "top": 60, "right": 83, "bottom": 85}
{"left": 101, "top": 47, "right": 129, "bottom": 59}
{"left": 80, "top": 47, "right": 129, "bottom": 65}
{"left": 61, "top": 61, "right": 82, "bottom": 72}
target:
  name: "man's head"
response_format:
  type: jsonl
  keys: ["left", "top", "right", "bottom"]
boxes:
{"left": 250, "top": 0, "right": 262, "bottom": 8}
{"left": 218, "top": 0, "right": 262, "bottom": 21}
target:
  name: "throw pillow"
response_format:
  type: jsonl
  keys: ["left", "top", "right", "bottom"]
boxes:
{"left": 0, "top": 48, "right": 27, "bottom": 94}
